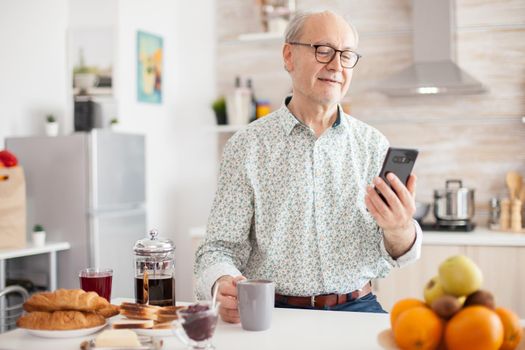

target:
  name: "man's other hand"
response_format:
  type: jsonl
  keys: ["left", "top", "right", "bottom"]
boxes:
{"left": 214, "top": 275, "right": 246, "bottom": 323}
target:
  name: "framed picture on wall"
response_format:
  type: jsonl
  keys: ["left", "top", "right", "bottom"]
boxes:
{"left": 137, "top": 30, "right": 163, "bottom": 104}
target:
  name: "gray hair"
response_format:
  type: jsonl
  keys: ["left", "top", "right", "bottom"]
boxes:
{"left": 284, "top": 10, "right": 359, "bottom": 47}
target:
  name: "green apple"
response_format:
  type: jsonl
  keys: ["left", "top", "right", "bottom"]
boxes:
{"left": 423, "top": 276, "right": 446, "bottom": 306}
{"left": 438, "top": 255, "right": 483, "bottom": 297}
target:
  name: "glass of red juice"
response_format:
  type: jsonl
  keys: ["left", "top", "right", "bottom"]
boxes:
{"left": 79, "top": 268, "right": 113, "bottom": 301}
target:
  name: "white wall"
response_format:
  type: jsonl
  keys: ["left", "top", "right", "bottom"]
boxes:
{"left": 68, "top": 0, "right": 117, "bottom": 27}
{"left": 2, "top": 0, "right": 217, "bottom": 301}
{"left": 171, "top": 0, "right": 218, "bottom": 299}
{"left": 115, "top": 0, "right": 217, "bottom": 301}
{"left": 0, "top": 0, "right": 69, "bottom": 145}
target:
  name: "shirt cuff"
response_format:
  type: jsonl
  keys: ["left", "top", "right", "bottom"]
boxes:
{"left": 197, "top": 262, "right": 242, "bottom": 300}
{"left": 380, "top": 219, "right": 422, "bottom": 268}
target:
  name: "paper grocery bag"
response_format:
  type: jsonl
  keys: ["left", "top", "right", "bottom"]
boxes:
{"left": 0, "top": 166, "right": 26, "bottom": 249}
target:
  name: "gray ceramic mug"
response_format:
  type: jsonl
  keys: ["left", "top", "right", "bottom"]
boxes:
{"left": 237, "top": 279, "right": 275, "bottom": 331}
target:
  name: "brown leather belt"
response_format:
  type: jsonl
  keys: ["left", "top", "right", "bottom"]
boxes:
{"left": 275, "top": 282, "right": 372, "bottom": 308}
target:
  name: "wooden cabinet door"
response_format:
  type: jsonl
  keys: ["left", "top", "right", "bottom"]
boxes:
{"left": 374, "top": 245, "right": 464, "bottom": 312}
{"left": 375, "top": 244, "right": 525, "bottom": 318}
{"left": 465, "top": 246, "right": 525, "bottom": 318}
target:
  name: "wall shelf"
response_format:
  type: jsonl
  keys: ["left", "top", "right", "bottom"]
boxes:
{"left": 238, "top": 31, "right": 283, "bottom": 41}
{"left": 72, "top": 87, "right": 113, "bottom": 96}
{"left": 221, "top": 32, "right": 284, "bottom": 45}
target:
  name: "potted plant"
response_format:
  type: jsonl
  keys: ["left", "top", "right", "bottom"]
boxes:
{"left": 109, "top": 117, "right": 119, "bottom": 131}
{"left": 32, "top": 224, "right": 46, "bottom": 247}
{"left": 45, "top": 114, "right": 59, "bottom": 136}
{"left": 212, "top": 96, "right": 227, "bottom": 125}
{"left": 73, "top": 48, "right": 99, "bottom": 93}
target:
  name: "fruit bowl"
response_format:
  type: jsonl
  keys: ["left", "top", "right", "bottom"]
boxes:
{"left": 378, "top": 327, "right": 525, "bottom": 350}
{"left": 386, "top": 255, "right": 524, "bottom": 350}
{"left": 377, "top": 329, "right": 399, "bottom": 350}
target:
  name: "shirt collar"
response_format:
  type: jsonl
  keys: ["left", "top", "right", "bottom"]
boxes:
{"left": 280, "top": 96, "right": 344, "bottom": 135}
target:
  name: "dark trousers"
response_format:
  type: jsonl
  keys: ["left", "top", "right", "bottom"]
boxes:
{"left": 274, "top": 293, "right": 387, "bottom": 313}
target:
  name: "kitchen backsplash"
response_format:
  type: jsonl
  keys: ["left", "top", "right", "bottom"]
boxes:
{"left": 215, "top": 0, "right": 525, "bottom": 225}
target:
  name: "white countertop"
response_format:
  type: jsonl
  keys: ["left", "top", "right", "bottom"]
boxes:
{"left": 191, "top": 226, "right": 525, "bottom": 247}
{"left": 421, "top": 227, "right": 525, "bottom": 246}
{"left": 0, "top": 298, "right": 391, "bottom": 350}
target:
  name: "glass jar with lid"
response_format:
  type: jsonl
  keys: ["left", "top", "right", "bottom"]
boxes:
{"left": 133, "top": 229, "right": 176, "bottom": 306}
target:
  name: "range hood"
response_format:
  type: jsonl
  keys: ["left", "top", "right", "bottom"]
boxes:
{"left": 379, "top": 0, "right": 486, "bottom": 96}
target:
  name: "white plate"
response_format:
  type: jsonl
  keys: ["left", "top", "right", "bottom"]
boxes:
{"left": 133, "top": 328, "right": 174, "bottom": 337}
{"left": 24, "top": 322, "right": 107, "bottom": 338}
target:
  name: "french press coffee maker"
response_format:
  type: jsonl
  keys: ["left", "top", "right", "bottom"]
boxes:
{"left": 133, "top": 229, "right": 176, "bottom": 306}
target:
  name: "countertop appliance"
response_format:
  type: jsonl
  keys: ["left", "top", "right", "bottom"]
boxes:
{"left": 6, "top": 131, "right": 146, "bottom": 297}
{"left": 420, "top": 220, "right": 476, "bottom": 232}
{"left": 421, "top": 179, "right": 476, "bottom": 232}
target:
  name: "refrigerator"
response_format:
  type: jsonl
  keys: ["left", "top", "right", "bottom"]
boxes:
{"left": 6, "top": 131, "right": 146, "bottom": 298}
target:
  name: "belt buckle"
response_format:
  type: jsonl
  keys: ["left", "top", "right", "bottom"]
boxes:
{"left": 310, "top": 295, "right": 316, "bottom": 307}
{"left": 355, "top": 288, "right": 363, "bottom": 298}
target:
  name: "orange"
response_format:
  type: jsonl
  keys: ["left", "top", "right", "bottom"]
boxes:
{"left": 495, "top": 307, "right": 523, "bottom": 350}
{"left": 390, "top": 298, "right": 427, "bottom": 329}
{"left": 445, "top": 305, "right": 503, "bottom": 350}
{"left": 393, "top": 306, "right": 444, "bottom": 350}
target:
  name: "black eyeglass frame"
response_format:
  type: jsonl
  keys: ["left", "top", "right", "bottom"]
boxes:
{"left": 287, "top": 42, "right": 362, "bottom": 69}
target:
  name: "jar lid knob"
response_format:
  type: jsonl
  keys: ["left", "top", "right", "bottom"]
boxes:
{"left": 149, "top": 229, "right": 159, "bottom": 240}
{"left": 133, "top": 229, "right": 175, "bottom": 255}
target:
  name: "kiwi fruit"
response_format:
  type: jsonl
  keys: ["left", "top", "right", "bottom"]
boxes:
{"left": 431, "top": 295, "right": 462, "bottom": 319}
{"left": 464, "top": 290, "right": 495, "bottom": 309}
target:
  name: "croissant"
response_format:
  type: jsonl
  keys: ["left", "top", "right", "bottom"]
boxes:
{"left": 23, "top": 289, "right": 109, "bottom": 312}
{"left": 96, "top": 304, "right": 120, "bottom": 318}
{"left": 17, "top": 311, "right": 105, "bottom": 330}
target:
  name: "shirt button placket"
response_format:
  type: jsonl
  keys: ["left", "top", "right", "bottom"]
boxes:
{"left": 313, "top": 139, "right": 329, "bottom": 290}
{"left": 313, "top": 141, "right": 322, "bottom": 216}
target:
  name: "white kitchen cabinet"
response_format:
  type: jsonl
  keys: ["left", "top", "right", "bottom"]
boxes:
{"left": 374, "top": 243, "right": 525, "bottom": 318}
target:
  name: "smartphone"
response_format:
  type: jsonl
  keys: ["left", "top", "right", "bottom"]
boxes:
{"left": 376, "top": 147, "right": 419, "bottom": 201}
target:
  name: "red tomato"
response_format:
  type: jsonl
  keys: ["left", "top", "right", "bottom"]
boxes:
{"left": 0, "top": 150, "right": 18, "bottom": 167}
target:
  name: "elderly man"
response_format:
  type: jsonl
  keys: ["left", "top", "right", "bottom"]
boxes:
{"left": 195, "top": 10, "right": 422, "bottom": 323}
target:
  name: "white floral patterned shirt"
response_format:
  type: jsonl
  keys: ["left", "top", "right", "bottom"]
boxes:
{"left": 195, "top": 98, "right": 422, "bottom": 299}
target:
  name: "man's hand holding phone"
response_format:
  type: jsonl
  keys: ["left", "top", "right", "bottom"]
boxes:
{"left": 364, "top": 147, "right": 419, "bottom": 259}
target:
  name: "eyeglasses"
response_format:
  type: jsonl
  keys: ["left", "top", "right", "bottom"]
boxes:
{"left": 288, "top": 42, "right": 362, "bottom": 69}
